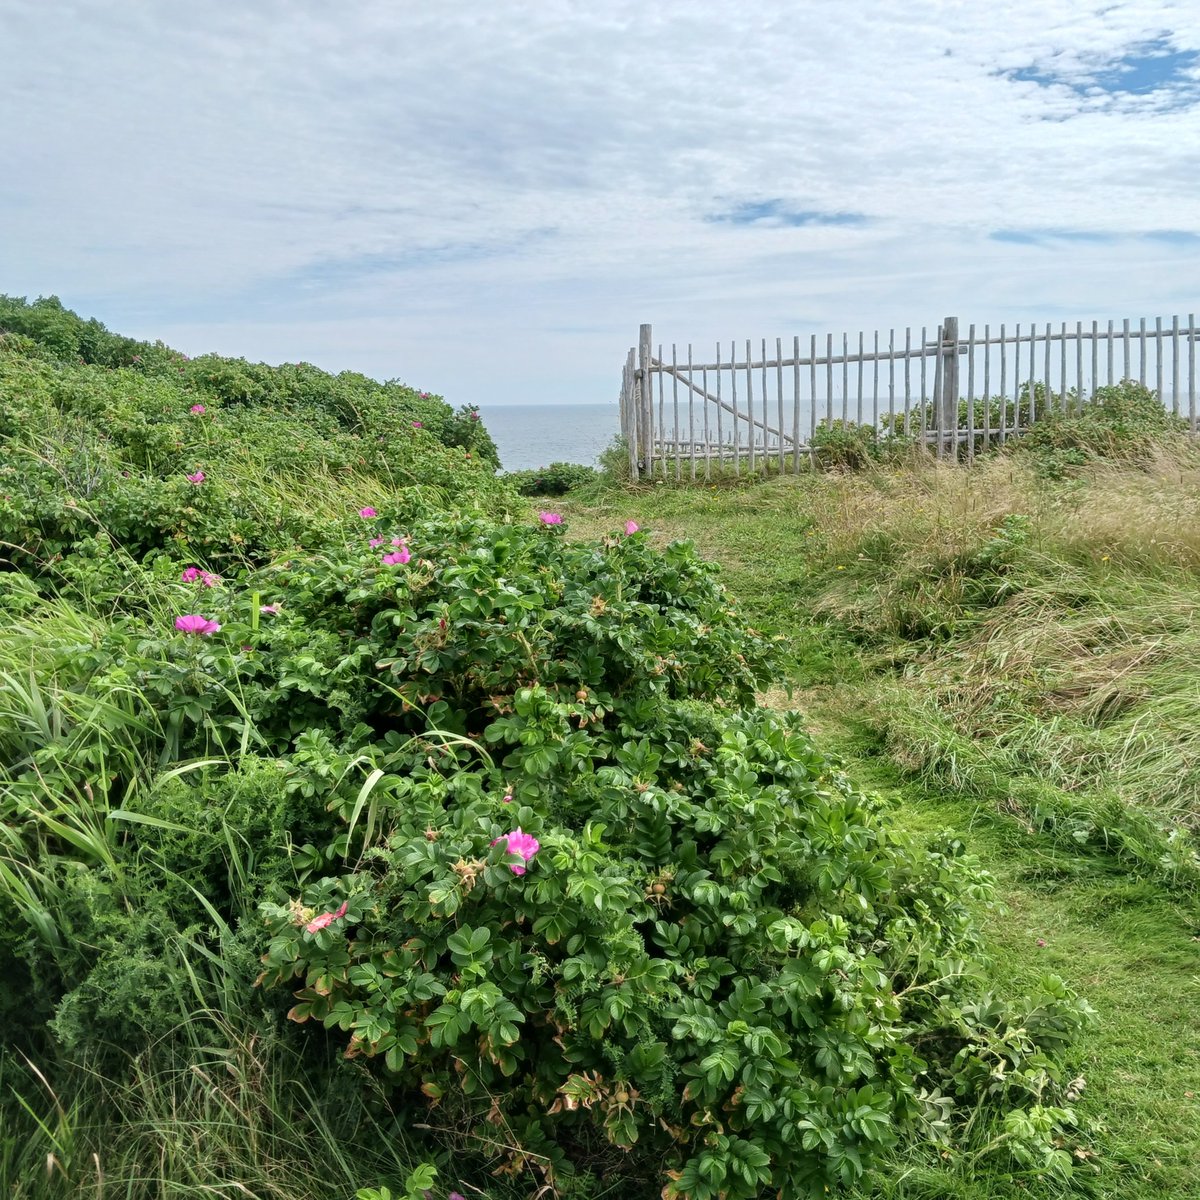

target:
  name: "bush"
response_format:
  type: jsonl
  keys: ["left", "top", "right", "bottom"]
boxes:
{"left": 505, "top": 461, "right": 599, "bottom": 496}
{"left": 810, "top": 420, "right": 882, "bottom": 470}
{"left": 1015, "top": 380, "right": 1188, "bottom": 474}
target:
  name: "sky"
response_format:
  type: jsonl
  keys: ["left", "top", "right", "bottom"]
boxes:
{"left": 2, "top": 0, "right": 1199, "bottom": 407}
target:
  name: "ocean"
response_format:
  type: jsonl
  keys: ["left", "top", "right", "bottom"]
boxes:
{"left": 478, "top": 403, "right": 620, "bottom": 471}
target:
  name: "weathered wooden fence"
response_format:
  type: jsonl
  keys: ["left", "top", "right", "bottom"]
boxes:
{"left": 618, "top": 314, "right": 1200, "bottom": 480}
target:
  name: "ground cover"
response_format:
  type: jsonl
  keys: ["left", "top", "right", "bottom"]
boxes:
{"left": 1, "top": 299, "right": 1109, "bottom": 1198}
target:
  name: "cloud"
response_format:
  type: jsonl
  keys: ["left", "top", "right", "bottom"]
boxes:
{"left": 1, "top": 0, "right": 1199, "bottom": 406}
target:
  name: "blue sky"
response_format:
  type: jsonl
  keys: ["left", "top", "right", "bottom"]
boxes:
{"left": 2, "top": 0, "right": 1199, "bottom": 405}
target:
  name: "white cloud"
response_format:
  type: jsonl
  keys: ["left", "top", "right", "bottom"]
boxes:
{"left": 2, "top": 0, "right": 1199, "bottom": 405}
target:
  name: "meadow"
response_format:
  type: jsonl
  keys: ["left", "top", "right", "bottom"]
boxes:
{"left": 1, "top": 295, "right": 1196, "bottom": 1199}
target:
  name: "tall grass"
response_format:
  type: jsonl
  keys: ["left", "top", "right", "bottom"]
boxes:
{"left": 0, "top": 1016, "right": 432, "bottom": 1198}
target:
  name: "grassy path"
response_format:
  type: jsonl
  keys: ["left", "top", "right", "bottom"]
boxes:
{"left": 563, "top": 485, "right": 1200, "bottom": 1198}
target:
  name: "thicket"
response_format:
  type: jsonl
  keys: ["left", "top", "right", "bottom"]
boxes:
{"left": 0, "top": 299, "right": 1095, "bottom": 1198}
{"left": 505, "top": 461, "right": 600, "bottom": 496}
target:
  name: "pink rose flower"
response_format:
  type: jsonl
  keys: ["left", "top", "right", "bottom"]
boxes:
{"left": 412, "top": 420, "right": 424, "bottom": 428}
{"left": 260, "top": 603, "right": 280, "bottom": 615}
{"left": 190, "top": 404, "right": 206, "bottom": 414}
{"left": 538, "top": 512, "right": 563, "bottom": 526}
{"left": 358, "top": 506, "right": 377, "bottom": 518}
{"left": 624, "top": 520, "right": 640, "bottom": 535}
{"left": 174, "top": 614, "right": 221, "bottom": 635}
{"left": 180, "top": 566, "right": 202, "bottom": 583}
{"left": 185, "top": 471, "right": 205, "bottom": 484}
{"left": 381, "top": 547, "right": 411, "bottom": 565}
{"left": 490, "top": 828, "right": 540, "bottom": 874}
{"left": 305, "top": 900, "right": 348, "bottom": 933}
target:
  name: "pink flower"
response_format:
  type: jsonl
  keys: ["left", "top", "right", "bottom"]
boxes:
{"left": 469, "top": 412, "right": 479, "bottom": 421}
{"left": 305, "top": 900, "right": 348, "bottom": 934}
{"left": 391, "top": 536, "right": 407, "bottom": 546}
{"left": 538, "top": 512, "right": 563, "bottom": 526}
{"left": 180, "top": 567, "right": 219, "bottom": 586}
{"left": 412, "top": 420, "right": 424, "bottom": 428}
{"left": 490, "top": 828, "right": 540, "bottom": 875}
{"left": 624, "top": 520, "right": 640, "bottom": 535}
{"left": 381, "top": 547, "right": 411, "bottom": 565}
{"left": 189, "top": 404, "right": 206, "bottom": 414}
{"left": 185, "top": 471, "right": 205, "bottom": 484}
{"left": 369, "top": 537, "right": 385, "bottom": 548}
{"left": 260, "top": 603, "right": 280, "bottom": 615}
{"left": 358, "top": 506, "right": 377, "bottom": 518}
{"left": 174, "top": 614, "right": 221, "bottom": 635}
{"left": 1036, "top": 938, "right": 1047, "bottom": 948}
{"left": 502, "top": 793, "right": 513, "bottom": 804}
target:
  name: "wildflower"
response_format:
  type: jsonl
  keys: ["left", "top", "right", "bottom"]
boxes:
{"left": 174, "top": 614, "right": 221, "bottom": 635}
{"left": 391, "top": 536, "right": 407, "bottom": 546}
{"left": 369, "top": 537, "right": 385, "bottom": 548}
{"left": 502, "top": 793, "right": 513, "bottom": 804}
{"left": 412, "top": 420, "right": 424, "bottom": 428}
{"left": 469, "top": 412, "right": 479, "bottom": 421}
{"left": 491, "top": 828, "right": 540, "bottom": 875}
{"left": 181, "top": 566, "right": 202, "bottom": 583}
{"left": 185, "top": 470, "right": 205, "bottom": 484}
{"left": 624, "top": 520, "right": 640, "bottom": 535}
{"left": 260, "top": 603, "right": 280, "bottom": 615}
{"left": 382, "top": 547, "right": 411, "bottom": 565}
{"left": 538, "top": 512, "right": 563, "bottom": 525}
{"left": 1036, "top": 938, "right": 1047, "bottom": 948}
{"left": 358, "top": 506, "right": 377, "bottom": 518}
{"left": 189, "top": 403, "right": 206, "bottom": 414}
{"left": 305, "top": 900, "right": 349, "bottom": 934}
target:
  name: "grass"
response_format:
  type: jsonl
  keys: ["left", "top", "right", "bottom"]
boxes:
{"left": 5, "top": 413, "right": 1199, "bottom": 1196}
{"left": 562, "top": 445, "right": 1200, "bottom": 1197}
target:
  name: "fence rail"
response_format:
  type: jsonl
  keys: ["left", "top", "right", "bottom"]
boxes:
{"left": 617, "top": 314, "right": 1200, "bottom": 480}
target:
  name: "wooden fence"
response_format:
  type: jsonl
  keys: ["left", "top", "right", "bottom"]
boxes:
{"left": 617, "top": 314, "right": 1200, "bottom": 480}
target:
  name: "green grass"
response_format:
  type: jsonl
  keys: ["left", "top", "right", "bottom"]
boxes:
{"left": 561, "top": 450, "right": 1200, "bottom": 1197}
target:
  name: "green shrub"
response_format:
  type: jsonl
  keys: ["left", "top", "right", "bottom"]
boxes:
{"left": 1015, "top": 379, "right": 1187, "bottom": 474}
{"left": 810, "top": 420, "right": 882, "bottom": 470}
{"left": 505, "top": 461, "right": 599, "bottom": 496}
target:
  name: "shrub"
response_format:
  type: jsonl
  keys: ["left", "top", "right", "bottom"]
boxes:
{"left": 505, "top": 461, "right": 599, "bottom": 496}
{"left": 1015, "top": 379, "right": 1188, "bottom": 474}
{"left": 810, "top": 420, "right": 882, "bottom": 470}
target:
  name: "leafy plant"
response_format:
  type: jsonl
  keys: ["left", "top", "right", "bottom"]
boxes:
{"left": 505, "top": 461, "right": 599, "bottom": 496}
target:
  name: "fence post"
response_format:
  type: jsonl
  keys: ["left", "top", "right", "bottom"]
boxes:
{"left": 618, "top": 348, "right": 638, "bottom": 482}
{"left": 638, "top": 323, "right": 653, "bottom": 476}
{"left": 939, "top": 316, "right": 959, "bottom": 457}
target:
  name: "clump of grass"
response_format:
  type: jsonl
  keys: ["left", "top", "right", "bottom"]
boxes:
{"left": 0, "top": 1017, "right": 442, "bottom": 1199}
